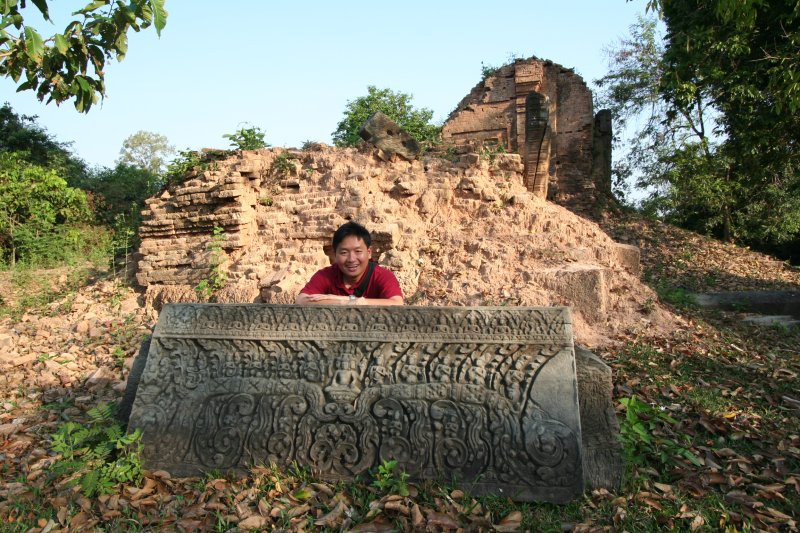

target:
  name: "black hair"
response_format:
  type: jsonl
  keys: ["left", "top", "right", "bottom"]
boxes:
{"left": 332, "top": 221, "right": 372, "bottom": 250}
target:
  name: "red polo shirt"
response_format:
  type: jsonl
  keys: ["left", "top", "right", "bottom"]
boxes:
{"left": 299, "top": 263, "right": 403, "bottom": 299}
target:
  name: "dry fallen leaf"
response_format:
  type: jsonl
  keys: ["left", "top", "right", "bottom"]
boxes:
{"left": 494, "top": 510, "right": 523, "bottom": 532}
{"left": 238, "top": 515, "right": 268, "bottom": 530}
{"left": 690, "top": 514, "right": 704, "bottom": 531}
{"left": 411, "top": 503, "right": 425, "bottom": 529}
{"left": 653, "top": 482, "right": 673, "bottom": 493}
{"left": 315, "top": 500, "right": 347, "bottom": 528}
{"left": 349, "top": 517, "right": 396, "bottom": 532}
{"left": 427, "top": 510, "right": 460, "bottom": 529}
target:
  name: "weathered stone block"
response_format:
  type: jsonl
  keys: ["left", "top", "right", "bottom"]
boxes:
{"left": 574, "top": 346, "right": 623, "bottom": 490}
{"left": 533, "top": 266, "right": 608, "bottom": 323}
{"left": 613, "top": 243, "right": 641, "bottom": 278}
{"left": 359, "top": 112, "right": 421, "bottom": 161}
{"left": 127, "top": 304, "right": 585, "bottom": 502}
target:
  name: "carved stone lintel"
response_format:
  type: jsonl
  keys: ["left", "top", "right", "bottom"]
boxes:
{"left": 127, "top": 304, "right": 589, "bottom": 502}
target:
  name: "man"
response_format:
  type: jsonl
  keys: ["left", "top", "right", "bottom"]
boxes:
{"left": 295, "top": 222, "right": 404, "bottom": 306}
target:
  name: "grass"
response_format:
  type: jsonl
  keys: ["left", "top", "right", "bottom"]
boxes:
{"left": 0, "top": 261, "right": 104, "bottom": 319}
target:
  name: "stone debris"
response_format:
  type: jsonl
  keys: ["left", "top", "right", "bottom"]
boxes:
{"left": 0, "top": 279, "right": 153, "bottom": 411}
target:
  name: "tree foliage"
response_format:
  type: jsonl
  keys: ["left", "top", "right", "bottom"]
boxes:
{"left": 117, "top": 130, "right": 174, "bottom": 175}
{"left": 598, "top": 4, "right": 800, "bottom": 253}
{"left": 0, "top": 101, "right": 87, "bottom": 182}
{"left": 331, "top": 86, "right": 440, "bottom": 147}
{"left": 0, "top": 103, "right": 141, "bottom": 266}
{"left": 596, "top": 16, "right": 729, "bottom": 234}
{"left": 223, "top": 124, "right": 268, "bottom": 151}
{"left": 78, "top": 163, "right": 158, "bottom": 223}
{"left": 0, "top": 152, "right": 92, "bottom": 264}
{"left": 0, "top": 0, "right": 167, "bottom": 112}
{"left": 655, "top": 0, "right": 800, "bottom": 247}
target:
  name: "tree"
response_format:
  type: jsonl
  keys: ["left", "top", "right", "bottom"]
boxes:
{"left": 117, "top": 130, "right": 174, "bottom": 175}
{"left": 0, "top": 102, "right": 88, "bottom": 185}
{"left": 653, "top": 0, "right": 800, "bottom": 247}
{"left": 595, "top": 16, "right": 730, "bottom": 236}
{"left": 83, "top": 163, "right": 159, "bottom": 222}
{"left": 597, "top": 6, "right": 800, "bottom": 253}
{"left": 0, "top": 0, "right": 167, "bottom": 112}
{"left": 0, "top": 152, "right": 92, "bottom": 265}
{"left": 332, "top": 86, "right": 440, "bottom": 147}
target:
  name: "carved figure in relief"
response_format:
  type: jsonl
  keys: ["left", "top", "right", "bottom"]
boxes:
{"left": 325, "top": 351, "right": 361, "bottom": 402}
{"left": 276, "top": 354, "right": 294, "bottom": 380}
{"left": 467, "top": 365, "right": 487, "bottom": 386}
{"left": 300, "top": 357, "right": 322, "bottom": 382}
{"left": 399, "top": 362, "right": 424, "bottom": 383}
{"left": 295, "top": 222, "right": 404, "bottom": 306}
{"left": 432, "top": 363, "right": 452, "bottom": 383}
{"left": 367, "top": 365, "right": 389, "bottom": 386}
{"left": 503, "top": 370, "right": 524, "bottom": 403}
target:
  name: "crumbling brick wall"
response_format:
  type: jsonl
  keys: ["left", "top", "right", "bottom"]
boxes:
{"left": 441, "top": 57, "right": 611, "bottom": 213}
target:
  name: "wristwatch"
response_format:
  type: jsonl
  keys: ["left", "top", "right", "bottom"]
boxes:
{"left": 349, "top": 295, "right": 357, "bottom": 302}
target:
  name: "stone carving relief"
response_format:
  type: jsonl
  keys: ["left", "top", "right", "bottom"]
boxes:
{"left": 127, "top": 304, "right": 583, "bottom": 502}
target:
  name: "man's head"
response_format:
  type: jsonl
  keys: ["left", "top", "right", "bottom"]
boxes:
{"left": 332, "top": 221, "right": 372, "bottom": 251}
{"left": 332, "top": 222, "right": 372, "bottom": 284}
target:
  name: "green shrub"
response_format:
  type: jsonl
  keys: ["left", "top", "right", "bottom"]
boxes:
{"left": 371, "top": 459, "right": 410, "bottom": 497}
{"left": 480, "top": 61, "right": 499, "bottom": 79}
{"left": 332, "top": 86, "right": 440, "bottom": 147}
{"left": 194, "top": 225, "right": 228, "bottom": 300}
{"left": 271, "top": 152, "right": 296, "bottom": 177}
{"left": 0, "top": 153, "right": 95, "bottom": 266}
{"left": 164, "top": 149, "right": 205, "bottom": 185}
{"left": 479, "top": 141, "right": 506, "bottom": 166}
{"left": 223, "top": 125, "right": 269, "bottom": 151}
{"left": 10, "top": 222, "right": 112, "bottom": 268}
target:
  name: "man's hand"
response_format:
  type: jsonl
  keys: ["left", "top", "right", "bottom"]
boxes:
{"left": 295, "top": 293, "right": 348, "bottom": 305}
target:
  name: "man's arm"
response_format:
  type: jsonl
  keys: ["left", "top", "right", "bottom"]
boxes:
{"left": 356, "top": 295, "right": 404, "bottom": 306}
{"left": 295, "top": 293, "right": 403, "bottom": 306}
{"left": 295, "top": 293, "right": 347, "bottom": 305}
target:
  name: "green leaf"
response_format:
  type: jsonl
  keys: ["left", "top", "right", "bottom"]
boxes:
{"left": 293, "top": 487, "right": 314, "bottom": 500}
{"left": 16, "top": 79, "right": 35, "bottom": 92}
{"left": 681, "top": 449, "right": 703, "bottom": 467}
{"left": 149, "top": 0, "right": 166, "bottom": 36}
{"left": 137, "top": 2, "right": 153, "bottom": 24}
{"left": 114, "top": 31, "right": 127, "bottom": 59}
{"left": 54, "top": 33, "right": 69, "bottom": 54}
{"left": 73, "top": 76, "right": 92, "bottom": 112}
{"left": 30, "top": 0, "right": 51, "bottom": 20}
{"left": 74, "top": 0, "right": 110, "bottom": 16}
{"left": 23, "top": 26, "right": 44, "bottom": 61}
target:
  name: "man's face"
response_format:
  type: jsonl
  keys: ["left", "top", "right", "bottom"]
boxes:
{"left": 334, "top": 235, "right": 372, "bottom": 284}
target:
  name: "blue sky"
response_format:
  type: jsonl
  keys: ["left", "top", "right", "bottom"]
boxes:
{"left": 1, "top": 1, "right": 649, "bottom": 168}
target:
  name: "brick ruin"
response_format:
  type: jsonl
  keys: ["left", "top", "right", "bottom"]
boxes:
{"left": 135, "top": 141, "right": 669, "bottom": 345}
{"left": 441, "top": 56, "right": 612, "bottom": 212}
{"left": 132, "top": 55, "right": 674, "bottom": 345}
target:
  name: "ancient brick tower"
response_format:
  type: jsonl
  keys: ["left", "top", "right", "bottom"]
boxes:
{"left": 441, "top": 57, "right": 612, "bottom": 213}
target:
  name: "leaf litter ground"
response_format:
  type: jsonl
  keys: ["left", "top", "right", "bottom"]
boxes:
{"left": 0, "top": 214, "right": 798, "bottom": 532}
